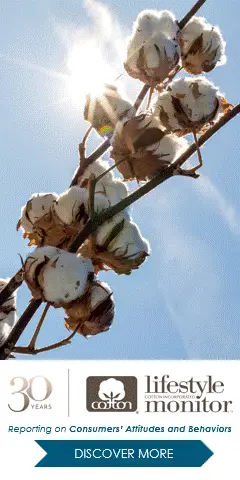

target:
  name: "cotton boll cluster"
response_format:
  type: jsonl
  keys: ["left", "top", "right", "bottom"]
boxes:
{"left": 65, "top": 281, "right": 114, "bottom": 337}
{"left": 24, "top": 247, "right": 94, "bottom": 304}
{"left": 124, "top": 10, "right": 180, "bottom": 85}
{"left": 153, "top": 76, "right": 222, "bottom": 134}
{"left": 0, "top": 279, "right": 17, "bottom": 347}
{"left": 78, "top": 158, "right": 129, "bottom": 206}
{"left": 18, "top": 193, "right": 58, "bottom": 235}
{"left": 84, "top": 84, "right": 135, "bottom": 138}
{"left": 111, "top": 113, "right": 189, "bottom": 181}
{"left": 18, "top": 186, "right": 90, "bottom": 249}
{"left": 180, "top": 16, "right": 226, "bottom": 74}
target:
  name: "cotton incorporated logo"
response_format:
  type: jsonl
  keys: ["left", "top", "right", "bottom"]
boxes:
{"left": 144, "top": 375, "right": 233, "bottom": 413}
{"left": 86, "top": 376, "right": 137, "bottom": 412}
{"left": 8, "top": 376, "right": 52, "bottom": 412}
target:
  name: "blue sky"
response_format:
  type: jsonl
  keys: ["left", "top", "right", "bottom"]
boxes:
{"left": 0, "top": 0, "right": 239, "bottom": 360}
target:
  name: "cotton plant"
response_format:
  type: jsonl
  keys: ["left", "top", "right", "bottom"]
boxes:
{"left": 124, "top": 10, "right": 181, "bottom": 86}
{"left": 0, "top": 1, "right": 237, "bottom": 359}
{"left": 180, "top": 16, "right": 226, "bottom": 74}
{"left": 111, "top": 113, "right": 189, "bottom": 181}
{"left": 0, "top": 279, "right": 18, "bottom": 347}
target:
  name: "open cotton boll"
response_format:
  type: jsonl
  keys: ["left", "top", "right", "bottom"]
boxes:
{"left": 181, "top": 16, "right": 226, "bottom": 74}
{"left": 0, "top": 279, "right": 17, "bottom": 347}
{"left": 103, "top": 180, "right": 129, "bottom": 206}
{"left": 154, "top": 76, "right": 222, "bottom": 133}
{"left": 125, "top": 10, "right": 180, "bottom": 85}
{"left": 79, "top": 158, "right": 114, "bottom": 187}
{"left": 79, "top": 159, "right": 129, "bottom": 206}
{"left": 41, "top": 252, "right": 94, "bottom": 304}
{"left": 146, "top": 134, "right": 189, "bottom": 163}
{"left": 111, "top": 113, "right": 186, "bottom": 181}
{"left": 130, "top": 10, "right": 179, "bottom": 42}
{"left": 84, "top": 84, "right": 135, "bottom": 136}
{"left": 95, "top": 212, "right": 130, "bottom": 247}
{"left": 18, "top": 193, "right": 58, "bottom": 234}
{"left": 107, "top": 220, "right": 150, "bottom": 259}
{"left": 24, "top": 246, "right": 62, "bottom": 298}
{"left": 53, "top": 186, "right": 89, "bottom": 225}
{"left": 65, "top": 281, "right": 115, "bottom": 337}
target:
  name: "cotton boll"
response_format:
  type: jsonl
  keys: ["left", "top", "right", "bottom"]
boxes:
{"left": 84, "top": 84, "right": 135, "bottom": 133}
{"left": 65, "top": 281, "right": 114, "bottom": 337}
{"left": 111, "top": 113, "right": 181, "bottom": 181}
{"left": 41, "top": 252, "right": 94, "bottom": 304}
{"left": 154, "top": 76, "right": 222, "bottom": 133}
{"left": 125, "top": 10, "right": 180, "bottom": 84}
{"left": 181, "top": 16, "right": 226, "bottom": 74}
{"left": 107, "top": 220, "right": 150, "bottom": 259}
{"left": 94, "top": 193, "right": 111, "bottom": 214}
{"left": 0, "top": 279, "right": 17, "bottom": 347}
{"left": 19, "top": 193, "right": 58, "bottom": 234}
{"left": 53, "top": 186, "right": 89, "bottom": 225}
{"left": 148, "top": 134, "right": 189, "bottom": 162}
{"left": 103, "top": 180, "right": 129, "bottom": 205}
{"left": 24, "top": 246, "right": 61, "bottom": 298}
{"left": 79, "top": 159, "right": 129, "bottom": 206}
{"left": 80, "top": 158, "right": 114, "bottom": 186}
{"left": 95, "top": 212, "right": 130, "bottom": 247}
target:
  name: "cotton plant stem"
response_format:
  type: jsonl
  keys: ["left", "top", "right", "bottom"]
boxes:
{"left": 28, "top": 303, "right": 51, "bottom": 351}
{"left": 13, "top": 318, "right": 85, "bottom": 356}
{"left": 0, "top": 103, "right": 239, "bottom": 360}
{"left": 0, "top": 0, "right": 209, "bottom": 309}
{"left": 178, "top": 0, "right": 207, "bottom": 29}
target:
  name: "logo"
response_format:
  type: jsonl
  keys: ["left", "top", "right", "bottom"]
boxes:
{"left": 8, "top": 376, "right": 52, "bottom": 412}
{"left": 144, "top": 375, "right": 233, "bottom": 413}
{"left": 87, "top": 376, "right": 137, "bottom": 412}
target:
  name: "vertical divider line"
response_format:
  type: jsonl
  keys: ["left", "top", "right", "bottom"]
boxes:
{"left": 68, "top": 368, "right": 70, "bottom": 417}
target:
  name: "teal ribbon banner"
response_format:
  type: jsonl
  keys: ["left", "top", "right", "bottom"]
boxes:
{"left": 35, "top": 440, "right": 213, "bottom": 468}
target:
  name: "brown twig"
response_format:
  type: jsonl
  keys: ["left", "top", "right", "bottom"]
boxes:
{"left": 28, "top": 303, "right": 51, "bottom": 351}
{"left": 178, "top": 0, "right": 207, "bottom": 29}
{"left": 13, "top": 318, "right": 84, "bottom": 356}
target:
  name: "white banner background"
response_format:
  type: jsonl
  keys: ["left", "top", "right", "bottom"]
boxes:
{"left": 0, "top": 360, "right": 239, "bottom": 479}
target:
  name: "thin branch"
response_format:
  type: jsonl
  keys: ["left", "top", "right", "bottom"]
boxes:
{"left": 133, "top": 84, "right": 151, "bottom": 111}
{"left": 178, "top": 0, "right": 207, "bottom": 29}
{"left": 71, "top": 138, "right": 111, "bottom": 187}
{"left": 14, "top": 319, "right": 84, "bottom": 356}
{"left": 79, "top": 125, "right": 93, "bottom": 162}
{"left": 28, "top": 303, "right": 51, "bottom": 350}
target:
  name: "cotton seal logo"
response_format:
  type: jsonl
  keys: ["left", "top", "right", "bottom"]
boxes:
{"left": 86, "top": 376, "right": 137, "bottom": 412}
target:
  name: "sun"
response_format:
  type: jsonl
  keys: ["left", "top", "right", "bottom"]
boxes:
{"left": 66, "top": 40, "right": 117, "bottom": 108}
